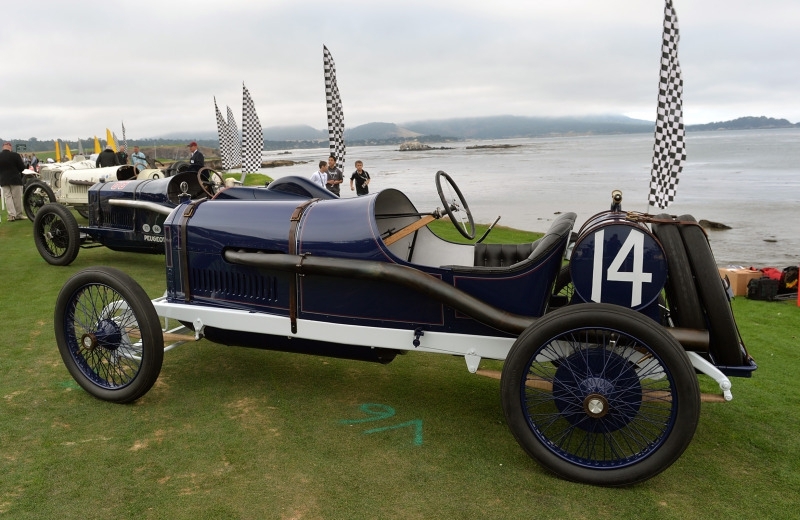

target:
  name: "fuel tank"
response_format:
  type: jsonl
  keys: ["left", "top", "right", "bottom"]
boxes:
{"left": 569, "top": 211, "right": 667, "bottom": 315}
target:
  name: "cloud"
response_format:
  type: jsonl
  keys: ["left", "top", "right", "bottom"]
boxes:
{"left": 2, "top": 0, "right": 798, "bottom": 139}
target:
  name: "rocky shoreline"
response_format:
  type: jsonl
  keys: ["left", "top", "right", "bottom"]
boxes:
{"left": 398, "top": 141, "right": 454, "bottom": 151}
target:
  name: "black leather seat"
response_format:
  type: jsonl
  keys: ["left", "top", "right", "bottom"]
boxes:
{"left": 470, "top": 212, "right": 577, "bottom": 269}
{"left": 474, "top": 242, "right": 538, "bottom": 267}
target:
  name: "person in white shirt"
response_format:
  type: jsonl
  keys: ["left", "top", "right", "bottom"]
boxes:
{"left": 310, "top": 160, "right": 328, "bottom": 189}
{"left": 131, "top": 146, "right": 148, "bottom": 172}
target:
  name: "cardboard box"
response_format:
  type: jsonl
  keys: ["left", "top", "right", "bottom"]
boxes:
{"left": 718, "top": 268, "right": 762, "bottom": 296}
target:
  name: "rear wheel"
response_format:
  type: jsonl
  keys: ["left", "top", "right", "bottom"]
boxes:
{"left": 501, "top": 303, "right": 700, "bottom": 486}
{"left": 54, "top": 267, "right": 164, "bottom": 403}
{"left": 23, "top": 180, "right": 56, "bottom": 220}
{"left": 33, "top": 203, "right": 80, "bottom": 266}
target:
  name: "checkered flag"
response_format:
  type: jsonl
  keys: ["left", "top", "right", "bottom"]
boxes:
{"left": 241, "top": 83, "right": 263, "bottom": 174}
{"left": 121, "top": 121, "right": 128, "bottom": 154}
{"left": 214, "top": 97, "right": 234, "bottom": 170}
{"left": 648, "top": 0, "right": 686, "bottom": 209}
{"left": 324, "top": 45, "right": 346, "bottom": 171}
{"left": 226, "top": 105, "right": 242, "bottom": 169}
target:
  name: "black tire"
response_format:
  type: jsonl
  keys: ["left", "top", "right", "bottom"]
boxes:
{"left": 651, "top": 214, "right": 705, "bottom": 330}
{"left": 33, "top": 203, "right": 80, "bottom": 266}
{"left": 676, "top": 215, "right": 743, "bottom": 366}
{"left": 435, "top": 170, "right": 475, "bottom": 239}
{"left": 54, "top": 266, "right": 164, "bottom": 403}
{"left": 169, "top": 160, "right": 189, "bottom": 176}
{"left": 76, "top": 208, "right": 90, "bottom": 219}
{"left": 23, "top": 180, "right": 56, "bottom": 220}
{"left": 501, "top": 303, "right": 700, "bottom": 486}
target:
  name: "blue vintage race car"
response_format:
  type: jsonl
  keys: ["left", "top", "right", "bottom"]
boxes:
{"left": 32, "top": 168, "right": 336, "bottom": 266}
{"left": 53, "top": 171, "right": 756, "bottom": 486}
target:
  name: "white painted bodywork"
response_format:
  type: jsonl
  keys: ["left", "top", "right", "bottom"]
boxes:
{"left": 152, "top": 296, "right": 515, "bottom": 372}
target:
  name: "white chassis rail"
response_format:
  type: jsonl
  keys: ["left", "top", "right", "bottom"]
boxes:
{"left": 151, "top": 296, "right": 734, "bottom": 400}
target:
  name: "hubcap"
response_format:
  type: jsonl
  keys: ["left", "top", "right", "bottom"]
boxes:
{"left": 584, "top": 393, "right": 609, "bottom": 418}
{"left": 81, "top": 333, "right": 97, "bottom": 351}
{"left": 553, "top": 348, "right": 643, "bottom": 432}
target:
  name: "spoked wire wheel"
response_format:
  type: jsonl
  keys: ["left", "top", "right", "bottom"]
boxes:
{"left": 33, "top": 203, "right": 79, "bottom": 266}
{"left": 23, "top": 180, "right": 56, "bottom": 220}
{"left": 501, "top": 303, "right": 699, "bottom": 486}
{"left": 55, "top": 267, "right": 164, "bottom": 403}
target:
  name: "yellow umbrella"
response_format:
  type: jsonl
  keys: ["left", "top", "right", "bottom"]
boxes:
{"left": 55, "top": 140, "right": 62, "bottom": 162}
{"left": 106, "top": 129, "right": 117, "bottom": 152}
{"left": 93, "top": 136, "right": 102, "bottom": 154}
{"left": 65, "top": 143, "right": 73, "bottom": 160}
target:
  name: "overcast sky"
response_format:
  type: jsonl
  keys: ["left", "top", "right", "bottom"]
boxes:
{"left": 2, "top": 0, "right": 798, "bottom": 140}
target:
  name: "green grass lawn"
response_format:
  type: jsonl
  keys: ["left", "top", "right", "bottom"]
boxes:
{"left": 1, "top": 208, "right": 798, "bottom": 519}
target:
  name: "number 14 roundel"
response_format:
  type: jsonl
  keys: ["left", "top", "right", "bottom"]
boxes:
{"left": 570, "top": 224, "right": 667, "bottom": 310}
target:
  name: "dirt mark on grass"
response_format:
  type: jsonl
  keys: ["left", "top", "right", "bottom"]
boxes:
{"left": 129, "top": 428, "right": 168, "bottom": 451}
{"left": 0, "top": 486, "right": 23, "bottom": 514}
{"left": 227, "top": 397, "right": 277, "bottom": 434}
{"left": 3, "top": 391, "right": 25, "bottom": 401}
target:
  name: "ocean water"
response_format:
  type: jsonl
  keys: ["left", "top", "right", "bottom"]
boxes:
{"left": 259, "top": 128, "right": 800, "bottom": 267}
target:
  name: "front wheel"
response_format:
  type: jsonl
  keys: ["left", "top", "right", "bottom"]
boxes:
{"left": 54, "top": 267, "right": 164, "bottom": 403}
{"left": 501, "top": 303, "right": 700, "bottom": 486}
{"left": 33, "top": 203, "right": 80, "bottom": 266}
{"left": 23, "top": 180, "right": 56, "bottom": 220}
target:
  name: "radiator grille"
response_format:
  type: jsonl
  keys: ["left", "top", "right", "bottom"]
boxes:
{"left": 68, "top": 184, "right": 89, "bottom": 197}
{"left": 190, "top": 267, "right": 279, "bottom": 303}
{"left": 105, "top": 209, "right": 134, "bottom": 229}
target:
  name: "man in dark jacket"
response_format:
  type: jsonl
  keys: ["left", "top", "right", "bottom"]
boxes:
{"left": 187, "top": 141, "right": 204, "bottom": 173}
{"left": 116, "top": 145, "right": 128, "bottom": 165}
{"left": 96, "top": 145, "right": 120, "bottom": 168}
{"left": 0, "top": 141, "right": 26, "bottom": 220}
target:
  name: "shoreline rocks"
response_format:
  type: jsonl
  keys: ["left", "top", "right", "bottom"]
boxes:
{"left": 699, "top": 219, "right": 732, "bottom": 230}
{"left": 465, "top": 144, "right": 520, "bottom": 150}
{"left": 398, "top": 141, "right": 454, "bottom": 151}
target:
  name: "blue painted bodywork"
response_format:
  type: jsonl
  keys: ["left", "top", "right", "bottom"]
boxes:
{"left": 163, "top": 188, "right": 570, "bottom": 338}
{"left": 80, "top": 174, "right": 335, "bottom": 254}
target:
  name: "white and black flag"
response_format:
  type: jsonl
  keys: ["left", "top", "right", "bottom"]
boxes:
{"left": 241, "top": 83, "right": 263, "bottom": 174}
{"left": 226, "top": 105, "right": 242, "bottom": 170}
{"left": 648, "top": 0, "right": 686, "bottom": 209}
{"left": 121, "top": 121, "right": 128, "bottom": 155}
{"left": 214, "top": 97, "right": 233, "bottom": 170}
{"left": 324, "top": 45, "right": 346, "bottom": 171}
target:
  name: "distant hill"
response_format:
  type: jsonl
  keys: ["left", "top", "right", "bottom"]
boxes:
{"left": 687, "top": 116, "right": 799, "bottom": 132}
{"left": 8, "top": 115, "right": 798, "bottom": 153}
{"left": 401, "top": 115, "right": 654, "bottom": 139}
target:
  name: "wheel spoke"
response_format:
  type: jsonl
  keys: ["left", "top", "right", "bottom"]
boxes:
{"left": 65, "top": 283, "right": 144, "bottom": 389}
{"left": 521, "top": 327, "right": 676, "bottom": 467}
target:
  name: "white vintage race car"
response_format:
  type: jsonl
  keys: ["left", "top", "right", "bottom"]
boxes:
{"left": 23, "top": 159, "right": 165, "bottom": 220}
